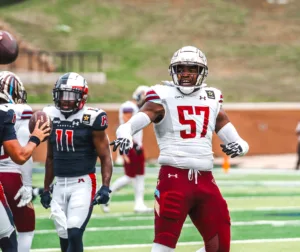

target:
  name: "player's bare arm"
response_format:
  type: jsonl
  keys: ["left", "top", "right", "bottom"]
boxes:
{"left": 3, "top": 120, "right": 50, "bottom": 165}
{"left": 215, "top": 108, "right": 230, "bottom": 133}
{"left": 93, "top": 130, "right": 113, "bottom": 187}
{"left": 140, "top": 101, "right": 165, "bottom": 123}
{"left": 216, "top": 108, "right": 249, "bottom": 158}
{"left": 44, "top": 140, "right": 54, "bottom": 192}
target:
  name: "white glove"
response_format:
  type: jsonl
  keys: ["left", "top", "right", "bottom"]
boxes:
{"left": 14, "top": 186, "right": 33, "bottom": 207}
{"left": 50, "top": 199, "right": 67, "bottom": 230}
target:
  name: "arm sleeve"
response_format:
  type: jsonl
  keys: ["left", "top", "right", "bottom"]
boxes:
{"left": 116, "top": 112, "right": 151, "bottom": 138}
{"left": 92, "top": 112, "right": 108, "bottom": 131}
{"left": 17, "top": 120, "right": 33, "bottom": 186}
{"left": 3, "top": 109, "right": 17, "bottom": 142}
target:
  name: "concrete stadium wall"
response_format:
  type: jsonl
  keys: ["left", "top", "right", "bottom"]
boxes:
{"left": 32, "top": 103, "right": 300, "bottom": 162}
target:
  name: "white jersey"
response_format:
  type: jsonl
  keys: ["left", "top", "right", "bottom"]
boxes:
{"left": 145, "top": 83, "right": 223, "bottom": 171}
{"left": 119, "top": 101, "right": 143, "bottom": 146}
{"left": 0, "top": 103, "right": 33, "bottom": 185}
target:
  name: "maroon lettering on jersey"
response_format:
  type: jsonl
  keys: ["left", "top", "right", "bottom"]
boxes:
{"left": 101, "top": 115, "right": 108, "bottom": 127}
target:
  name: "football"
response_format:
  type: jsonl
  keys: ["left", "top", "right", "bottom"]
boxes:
{"left": 0, "top": 30, "right": 19, "bottom": 64}
{"left": 29, "top": 111, "right": 51, "bottom": 142}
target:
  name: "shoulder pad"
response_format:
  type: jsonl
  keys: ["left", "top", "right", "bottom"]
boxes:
{"left": 43, "top": 105, "right": 60, "bottom": 119}
{"left": 203, "top": 87, "right": 223, "bottom": 103}
{"left": 145, "top": 84, "right": 167, "bottom": 104}
{"left": 8, "top": 104, "right": 33, "bottom": 120}
{"left": 81, "top": 107, "right": 108, "bottom": 130}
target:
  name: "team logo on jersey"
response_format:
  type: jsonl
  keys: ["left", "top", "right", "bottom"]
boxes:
{"left": 72, "top": 119, "right": 80, "bottom": 126}
{"left": 205, "top": 90, "right": 215, "bottom": 99}
{"left": 82, "top": 114, "right": 91, "bottom": 124}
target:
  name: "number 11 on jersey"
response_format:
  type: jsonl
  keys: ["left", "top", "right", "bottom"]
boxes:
{"left": 56, "top": 129, "right": 75, "bottom": 152}
{"left": 177, "top": 106, "right": 210, "bottom": 139}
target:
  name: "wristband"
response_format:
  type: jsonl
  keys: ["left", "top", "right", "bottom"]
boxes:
{"left": 29, "top": 136, "right": 41, "bottom": 146}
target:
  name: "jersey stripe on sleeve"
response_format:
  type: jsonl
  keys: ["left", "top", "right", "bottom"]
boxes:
{"left": 21, "top": 110, "right": 33, "bottom": 119}
{"left": 145, "top": 90, "right": 160, "bottom": 102}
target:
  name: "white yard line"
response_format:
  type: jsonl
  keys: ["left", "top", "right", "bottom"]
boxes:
{"left": 36, "top": 206, "right": 300, "bottom": 220}
{"left": 34, "top": 220, "right": 300, "bottom": 234}
{"left": 30, "top": 237, "right": 300, "bottom": 251}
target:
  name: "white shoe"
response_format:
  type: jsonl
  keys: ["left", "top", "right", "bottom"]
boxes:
{"left": 134, "top": 204, "right": 152, "bottom": 213}
{"left": 101, "top": 204, "right": 110, "bottom": 213}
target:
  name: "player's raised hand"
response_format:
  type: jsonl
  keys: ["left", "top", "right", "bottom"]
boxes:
{"left": 40, "top": 190, "right": 52, "bottom": 209}
{"left": 220, "top": 142, "right": 243, "bottom": 158}
{"left": 14, "top": 186, "right": 33, "bottom": 207}
{"left": 92, "top": 185, "right": 111, "bottom": 205}
{"left": 31, "top": 120, "right": 51, "bottom": 143}
{"left": 110, "top": 138, "right": 132, "bottom": 155}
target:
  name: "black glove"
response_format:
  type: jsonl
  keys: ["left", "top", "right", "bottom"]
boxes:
{"left": 133, "top": 143, "right": 142, "bottom": 155}
{"left": 110, "top": 138, "right": 132, "bottom": 155}
{"left": 220, "top": 142, "right": 243, "bottom": 158}
{"left": 92, "top": 185, "right": 111, "bottom": 205}
{"left": 40, "top": 190, "right": 52, "bottom": 209}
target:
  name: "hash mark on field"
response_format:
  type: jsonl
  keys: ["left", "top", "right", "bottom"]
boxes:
{"left": 30, "top": 237, "right": 300, "bottom": 251}
{"left": 34, "top": 220, "right": 300, "bottom": 234}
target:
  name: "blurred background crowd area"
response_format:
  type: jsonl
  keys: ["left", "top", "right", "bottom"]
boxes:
{"left": 0, "top": 0, "right": 300, "bottom": 161}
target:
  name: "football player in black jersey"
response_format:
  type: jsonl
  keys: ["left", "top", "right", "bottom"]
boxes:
{"left": 40, "top": 72, "right": 113, "bottom": 252}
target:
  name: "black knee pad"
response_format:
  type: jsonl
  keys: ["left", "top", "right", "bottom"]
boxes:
{"left": 0, "top": 231, "right": 18, "bottom": 252}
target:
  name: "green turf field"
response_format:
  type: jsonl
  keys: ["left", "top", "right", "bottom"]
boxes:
{"left": 29, "top": 168, "right": 300, "bottom": 252}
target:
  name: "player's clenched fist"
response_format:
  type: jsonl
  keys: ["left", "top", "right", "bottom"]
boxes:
{"left": 40, "top": 190, "right": 52, "bottom": 209}
{"left": 92, "top": 185, "right": 111, "bottom": 205}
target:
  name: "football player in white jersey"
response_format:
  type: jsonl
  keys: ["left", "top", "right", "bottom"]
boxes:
{"left": 0, "top": 72, "right": 50, "bottom": 252}
{"left": 110, "top": 46, "right": 249, "bottom": 252}
{"left": 102, "top": 85, "right": 151, "bottom": 213}
{"left": 40, "top": 72, "right": 113, "bottom": 252}
{"left": 0, "top": 71, "right": 40, "bottom": 252}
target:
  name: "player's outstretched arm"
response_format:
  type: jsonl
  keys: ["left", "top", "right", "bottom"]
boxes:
{"left": 110, "top": 101, "right": 164, "bottom": 155}
{"left": 92, "top": 130, "right": 113, "bottom": 205}
{"left": 4, "top": 120, "right": 50, "bottom": 165}
{"left": 216, "top": 109, "right": 249, "bottom": 158}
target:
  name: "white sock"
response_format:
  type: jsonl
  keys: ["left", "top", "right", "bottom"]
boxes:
{"left": 151, "top": 243, "right": 174, "bottom": 252}
{"left": 196, "top": 247, "right": 206, "bottom": 252}
{"left": 18, "top": 231, "right": 34, "bottom": 252}
{"left": 134, "top": 175, "right": 145, "bottom": 208}
{"left": 111, "top": 175, "right": 132, "bottom": 193}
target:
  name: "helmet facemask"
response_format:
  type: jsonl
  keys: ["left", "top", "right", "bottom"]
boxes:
{"left": 53, "top": 88, "right": 86, "bottom": 118}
